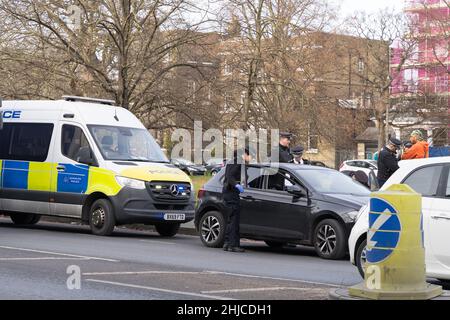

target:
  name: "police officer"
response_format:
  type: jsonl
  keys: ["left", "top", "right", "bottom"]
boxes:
{"left": 377, "top": 137, "right": 402, "bottom": 188}
{"left": 271, "top": 132, "right": 293, "bottom": 163}
{"left": 223, "top": 148, "right": 251, "bottom": 253}
{"left": 290, "top": 146, "right": 310, "bottom": 165}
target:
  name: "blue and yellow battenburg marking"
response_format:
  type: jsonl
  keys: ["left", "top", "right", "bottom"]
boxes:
{"left": 366, "top": 198, "right": 402, "bottom": 264}
{"left": 0, "top": 160, "right": 121, "bottom": 196}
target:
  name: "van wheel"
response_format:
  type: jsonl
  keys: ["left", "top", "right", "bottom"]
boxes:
{"left": 155, "top": 223, "right": 180, "bottom": 237}
{"left": 313, "top": 219, "right": 346, "bottom": 260}
{"left": 356, "top": 239, "right": 367, "bottom": 279}
{"left": 200, "top": 211, "right": 225, "bottom": 248}
{"left": 10, "top": 213, "right": 41, "bottom": 225}
{"left": 89, "top": 199, "right": 115, "bottom": 236}
{"left": 265, "top": 241, "right": 286, "bottom": 248}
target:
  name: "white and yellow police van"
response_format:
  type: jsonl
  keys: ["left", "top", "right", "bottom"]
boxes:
{"left": 0, "top": 96, "right": 194, "bottom": 236}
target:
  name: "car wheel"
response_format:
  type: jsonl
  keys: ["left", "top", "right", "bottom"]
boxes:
{"left": 9, "top": 213, "right": 41, "bottom": 225}
{"left": 199, "top": 211, "right": 225, "bottom": 248}
{"left": 313, "top": 219, "right": 347, "bottom": 260}
{"left": 155, "top": 223, "right": 180, "bottom": 237}
{"left": 211, "top": 170, "right": 218, "bottom": 176}
{"left": 264, "top": 241, "right": 286, "bottom": 248}
{"left": 355, "top": 239, "right": 367, "bottom": 279}
{"left": 89, "top": 199, "right": 116, "bottom": 236}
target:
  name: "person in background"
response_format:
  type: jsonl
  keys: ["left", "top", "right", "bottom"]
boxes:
{"left": 272, "top": 132, "right": 293, "bottom": 163}
{"left": 402, "top": 130, "right": 429, "bottom": 160}
{"left": 222, "top": 148, "right": 251, "bottom": 253}
{"left": 290, "top": 146, "right": 310, "bottom": 165}
{"left": 377, "top": 137, "right": 402, "bottom": 188}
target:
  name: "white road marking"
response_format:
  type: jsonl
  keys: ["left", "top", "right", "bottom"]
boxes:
{"left": 0, "top": 246, "right": 119, "bottom": 262}
{"left": 139, "top": 240, "right": 176, "bottom": 245}
{"left": 85, "top": 279, "right": 234, "bottom": 300}
{"left": 204, "top": 271, "right": 342, "bottom": 288}
{"left": 0, "top": 257, "right": 89, "bottom": 261}
{"left": 83, "top": 271, "right": 202, "bottom": 276}
{"left": 202, "top": 287, "right": 325, "bottom": 294}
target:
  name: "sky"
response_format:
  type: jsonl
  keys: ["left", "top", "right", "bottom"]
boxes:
{"left": 338, "top": 0, "right": 404, "bottom": 17}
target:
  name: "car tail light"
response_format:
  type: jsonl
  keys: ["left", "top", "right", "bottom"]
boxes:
{"left": 197, "top": 188, "right": 206, "bottom": 199}
{"left": 339, "top": 162, "right": 345, "bottom": 170}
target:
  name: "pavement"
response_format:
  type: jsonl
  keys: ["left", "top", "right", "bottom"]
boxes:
{"left": 0, "top": 217, "right": 359, "bottom": 300}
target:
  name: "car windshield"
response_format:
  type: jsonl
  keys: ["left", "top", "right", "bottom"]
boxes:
{"left": 369, "top": 160, "right": 377, "bottom": 166}
{"left": 88, "top": 125, "right": 168, "bottom": 162}
{"left": 296, "top": 169, "right": 370, "bottom": 195}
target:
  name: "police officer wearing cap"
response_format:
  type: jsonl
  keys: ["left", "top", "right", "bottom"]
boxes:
{"left": 377, "top": 137, "right": 402, "bottom": 187}
{"left": 222, "top": 147, "right": 252, "bottom": 253}
{"left": 271, "top": 132, "right": 293, "bottom": 163}
{"left": 290, "top": 146, "right": 310, "bottom": 165}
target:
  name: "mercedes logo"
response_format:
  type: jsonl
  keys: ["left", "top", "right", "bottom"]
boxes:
{"left": 170, "top": 184, "right": 180, "bottom": 196}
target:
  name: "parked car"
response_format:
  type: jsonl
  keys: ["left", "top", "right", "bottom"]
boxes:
{"left": 349, "top": 157, "right": 450, "bottom": 281}
{"left": 309, "top": 161, "right": 328, "bottom": 168}
{"left": 171, "top": 158, "right": 207, "bottom": 176}
{"left": 204, "top": 158, "right": 226, "bottom": 176}
{"left": 340, "top": 159, "right": 378, "bottom": 177}
{"left": 195, "top": 163, "right": 370, "bottom": 260}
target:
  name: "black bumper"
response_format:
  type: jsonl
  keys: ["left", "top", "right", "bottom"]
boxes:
{"left": 110, "top": 187, "right": 195, "bottom": 225}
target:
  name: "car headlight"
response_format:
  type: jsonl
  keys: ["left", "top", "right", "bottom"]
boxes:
{"left": 115, "top": 176, "right": 146, "bottom": 189}
{"left": 354, "top": 205, "right": 368, "bottom": 222}
{"left": 345, "top": 210, "right": 360, "bottom": 222}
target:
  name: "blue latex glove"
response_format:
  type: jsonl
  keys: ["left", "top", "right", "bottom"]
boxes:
{"left": 235, "top": 184, "right": 244, "bottom": 194}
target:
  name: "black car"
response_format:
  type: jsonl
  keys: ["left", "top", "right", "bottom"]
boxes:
{"left": 171, "top": 158, "right": 207, "bottom": 176}
{"left": 195, "top": 163, "right": 369, "bottom": 260}
{"left": 204, "top": 158, "right": 227, "bottom": 176}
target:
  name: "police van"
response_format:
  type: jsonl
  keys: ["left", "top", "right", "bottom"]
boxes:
{"left": 0, "top": 96, "right": 195, "bottom": 236}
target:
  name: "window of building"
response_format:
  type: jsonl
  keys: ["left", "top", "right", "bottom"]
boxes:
{"left": 61, "top": 125, "right": 92, "bottom": 163}
{"left": 0, "top": 123, "right": 53, "bottom": 162}
{"left": 307, "top": 124, "right": 319, "bottom": 152}
{"left": 223, "top": 62, "right": 232, "bottom": 76}
{"left": 358, "top": 58, "right": 365, "bottom": 73}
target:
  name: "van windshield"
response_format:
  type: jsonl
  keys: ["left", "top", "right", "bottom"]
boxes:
{"left": 88, "top": 125, "right": 168, "bottom": 163}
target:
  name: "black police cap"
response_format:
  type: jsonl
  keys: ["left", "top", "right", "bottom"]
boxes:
{"left": 389, "top": 137, "right": 402, "bottom": 147}
{"left": 291, "top": 146, "right": 305, "bottom": 155}
{"left": 280, "top": 132, "right": 293, "bottom": 139}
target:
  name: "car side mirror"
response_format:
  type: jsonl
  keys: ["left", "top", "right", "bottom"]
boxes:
{"left": 77, "top": 147, "right": 96, "bottom": 166}
{"left": 287, "top": 185, "right": 306, "bottom": 198}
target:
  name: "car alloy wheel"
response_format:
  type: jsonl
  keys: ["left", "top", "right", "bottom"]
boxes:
{"left": 201, "top": 215, "right": 220, "bottom": 243}
{"left": 316, "top": 224, "right": 337, "bottom": 255}
{"left": 360, "top": 246, "right": 367, "bottom": 272}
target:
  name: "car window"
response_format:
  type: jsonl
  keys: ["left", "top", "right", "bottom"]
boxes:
{"left": 347, "top": 161, "right": 355, "bottom": 167}
{"left": 403, "top": 165, "right": 443, "bottom": 197}
{"left": 265, "top": 169, "right": 298, "bottom": 192}
{"left": 62, "top": 125, "right": 92, "bottom": 163}
{"left": 246, "top": 167, "right": 264, "bottom": 189}
{"left": 446, "top": 170, "right": 450, "bottom": 198}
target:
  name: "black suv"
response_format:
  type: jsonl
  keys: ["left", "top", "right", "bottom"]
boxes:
{"left": 195, "top": 164, "right": 369, "bottom": 260}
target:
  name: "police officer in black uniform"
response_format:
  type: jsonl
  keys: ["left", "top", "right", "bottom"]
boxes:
{"left": 377, "top": 137, "right": 402, "bottom": 188}
{"left": 223, "top": 148, "right": 251, "bottom": 253}
{"left": 290, "top": 146, "right": 310, "bottom": 165}
{"left": 271, "top": 132, "right": 293, "bottom": 163}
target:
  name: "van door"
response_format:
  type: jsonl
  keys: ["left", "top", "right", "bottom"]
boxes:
{"left": 0, "top": 123, "right": 53, "bottom": 215}
{"left": 50, "top": 123, "right": 96, "bottom": 218}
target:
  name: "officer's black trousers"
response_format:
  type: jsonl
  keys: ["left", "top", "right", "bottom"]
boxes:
{"left": 223, "top": 191, "right": 241, "bottom": 248}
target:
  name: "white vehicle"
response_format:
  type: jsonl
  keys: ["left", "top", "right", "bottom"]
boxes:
{"left": 349, "top": 157, "right": 450, "bottom": 281}
{"left": 340, "top": 159, "right": 378, "bottom": 177}
{"left": 0, "top": 96, "right": 195, "bottom": 236}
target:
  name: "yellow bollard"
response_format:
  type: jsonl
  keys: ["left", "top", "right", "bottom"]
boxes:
{"left": 349, "top": 184, "right": 442, "bottom": 300}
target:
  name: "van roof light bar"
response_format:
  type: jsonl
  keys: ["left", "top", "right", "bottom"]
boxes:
{"left": 62, "top": 96, "right": 116, "bottom": 106}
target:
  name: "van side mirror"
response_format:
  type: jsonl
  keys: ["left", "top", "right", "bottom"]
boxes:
{"left": 77, "top": 147, "right": 96, "bottom": 166}
{"left": 287, "top": 185, "right": 307, "bottom": 198}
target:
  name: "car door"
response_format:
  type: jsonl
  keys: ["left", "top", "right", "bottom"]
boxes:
{"left": 239, "top": 166, "right": 265, "bottom": 235}
{"left": 402, "top": 164, "right": 446, "bottom": 270}
{"left": 428, "top": 165, "right": 450, "bottom": 270}
{"left": 50, "top": 123, "right": 96, "bottom": 217}
{"left": 241, "top": 167, "right": 310, "bottom": 240}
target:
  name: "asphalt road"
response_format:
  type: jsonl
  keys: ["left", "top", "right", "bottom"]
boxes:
{"left": 0, "top": 217, "right": 362, "bottom": 300}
